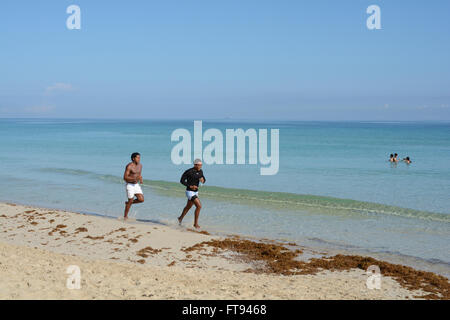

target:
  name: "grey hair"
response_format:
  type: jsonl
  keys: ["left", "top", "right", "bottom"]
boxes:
{"left": 193, "top": 158, "right": 202, "bottom": 164}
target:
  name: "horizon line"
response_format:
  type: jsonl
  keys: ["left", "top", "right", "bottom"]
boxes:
{"left": 1, "top": 117, "right": 450, "bottom": 123}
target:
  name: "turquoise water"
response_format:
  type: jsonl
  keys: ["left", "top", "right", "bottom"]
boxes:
{"left": 0, "top": 119, "right": 449, "bottom": 275}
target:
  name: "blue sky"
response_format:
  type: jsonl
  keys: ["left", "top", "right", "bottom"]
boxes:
{"left": 1, "top": 0, "right": 450, "bottom": 120}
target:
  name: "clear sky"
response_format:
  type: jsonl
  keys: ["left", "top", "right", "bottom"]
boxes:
{"left": 1, "top": 0, "right": 450, "bottom": 120}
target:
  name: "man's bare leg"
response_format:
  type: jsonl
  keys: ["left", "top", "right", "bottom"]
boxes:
{"left": 124, "top": 194, "right": 144, "bottom": 220}
{"left": 178, "top": 200, "right": 193, "bottom": 225}
{"left": 135, "top": 193, "right": 144, "bottom": 203}
{"left": 192, "top": 198, "right": 202, "bottom": 228}
{"left": 124, "top": 198, "right": 134, "bottom": 219}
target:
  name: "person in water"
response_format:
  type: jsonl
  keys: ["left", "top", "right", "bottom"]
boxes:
{"left": 403, "top": 156, "right": 412, "bottom": 164}
{"left": 123, "top": 152, "right": 144, "bottom": 220}
{"left": 178, "top": 158, "right": 206, "bottom": 229}
{"left": 393, "top": 153, "right": 399, "bottom": 162}
{"left": 389, "top": 154, "right": 394, "bottom": 162}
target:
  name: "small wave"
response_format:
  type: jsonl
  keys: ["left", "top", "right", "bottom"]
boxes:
{"left": 40, "top": 168, "right": 122, "bottom": 184}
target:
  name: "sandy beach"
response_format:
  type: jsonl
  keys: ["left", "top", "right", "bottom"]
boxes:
{"left": 0, "top": 202, "right": 448, "bottom": 300}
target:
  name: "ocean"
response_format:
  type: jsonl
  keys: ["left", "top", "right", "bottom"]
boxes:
{"left": 0, "top": 118, "right": 449, "bottom": 276}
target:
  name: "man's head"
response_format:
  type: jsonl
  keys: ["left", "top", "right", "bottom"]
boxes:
{"left": 131, "top": 152, "right": 141, "bottom": 163}
{"left": 193, "top": 158, "right": 202, "bottom": 171}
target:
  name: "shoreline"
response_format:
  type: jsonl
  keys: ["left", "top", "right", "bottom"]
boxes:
{"left": 4, "top": 197, "right": 449, "bottom": 278}
{"left": 0, "top": 201, "right": 448, "bottom": 299}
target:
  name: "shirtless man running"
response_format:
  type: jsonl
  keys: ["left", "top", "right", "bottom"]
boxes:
{"left": 123, "top": 152, "right": 144, "bottom": 220}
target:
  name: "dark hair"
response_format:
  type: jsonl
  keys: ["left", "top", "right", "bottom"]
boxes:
{"left": 406, "top": 157, "right": 410, "bottom": 160}
{"left": 390, "top": 154, "right": 393, "bottom": 157}
{"left": 131, "top": 152, "right": 140, "bottom": 160}
{"left": 394, "top": 153, "right": 398, "bottom": 156}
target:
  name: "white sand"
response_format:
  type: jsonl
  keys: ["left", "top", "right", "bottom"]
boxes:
{"left": 0, "top": 202, "right": 425, "bottom": 299}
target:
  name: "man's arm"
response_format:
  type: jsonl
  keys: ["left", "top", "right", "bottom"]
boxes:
{"left": 123, "top": 164, "right": 134, "bottom": 183}
{"left": 200, "top": 171, "right": 206, "bottom": 184}
{"left": 180, "top": 170, "right": 189, "bottom": 187}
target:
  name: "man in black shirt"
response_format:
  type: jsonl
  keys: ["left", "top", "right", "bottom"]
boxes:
{"left": 178, "top": 158, "right": 206, "bottom": 229}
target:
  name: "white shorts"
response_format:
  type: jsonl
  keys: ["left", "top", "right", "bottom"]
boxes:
{"left": 186, "top": 190, "right": 199, "bottom": 201}
{"left": 125, "top": 183, "right": 143, "bottom": 199}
